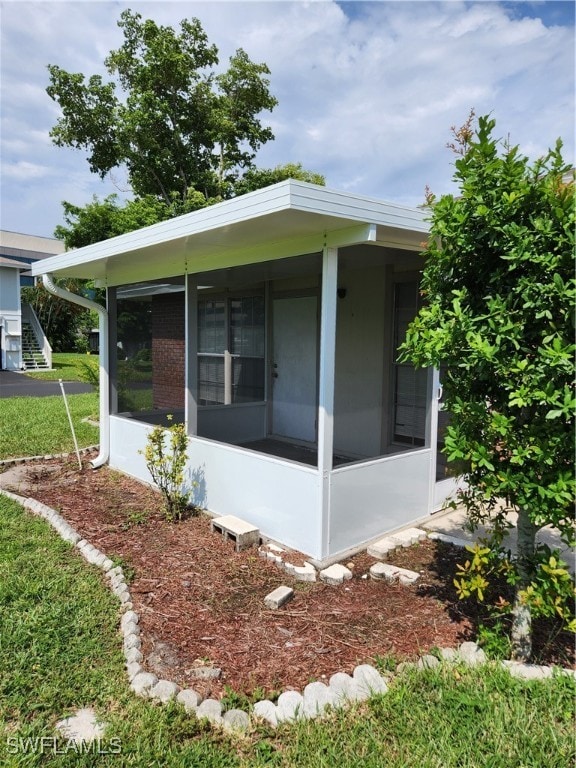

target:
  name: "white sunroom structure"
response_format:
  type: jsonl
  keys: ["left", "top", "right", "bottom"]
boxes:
{"left": 32, "top": 181, "right": 456, "bottom": 563}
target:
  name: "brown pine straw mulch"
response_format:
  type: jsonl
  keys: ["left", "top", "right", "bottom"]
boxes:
{"left": 4, "top": 453, "right": 574, "bottom": 700}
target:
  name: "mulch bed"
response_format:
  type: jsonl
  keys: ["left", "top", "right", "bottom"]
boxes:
{"left": 5, "top": 454, "right": 574, "bottom": 699}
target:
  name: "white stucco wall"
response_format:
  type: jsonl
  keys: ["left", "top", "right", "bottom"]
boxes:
{"left": 328, "top": 449, "right": 432, "bottom": 555}
{"left": 109, "top": 415, "right": 324, "bottom": 558}
{"left": 0, "top": 266, "right": 22, "bottom": 370}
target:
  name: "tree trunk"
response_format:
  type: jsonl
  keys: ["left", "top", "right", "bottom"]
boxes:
{"left": 510, "top": 509, "right": 537, "bottom": 662}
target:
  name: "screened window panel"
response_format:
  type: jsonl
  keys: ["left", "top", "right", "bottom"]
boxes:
{"left": 198, "top": 296, "right": 265, "bottom": 404}
{"left": 392, "top": 280, "right": 426, "bottom": 446}
{"left": 232, "top": 357, "right": 265, "bottom": 402}
{"left": 230, "top": 297, "right": 265, "bottom": 357}
{"left": 198, "top": 300, "right": 226, "bottom": 353}
{"left": 198, "top": 354, "right": 225, "bottom": 405}
{"left": 393, "top": 366, "right": 427, "bottom": 444}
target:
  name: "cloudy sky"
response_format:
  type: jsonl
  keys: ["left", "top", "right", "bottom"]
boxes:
{"left": 1, "top": 0, "right": 574, "bottom": 239}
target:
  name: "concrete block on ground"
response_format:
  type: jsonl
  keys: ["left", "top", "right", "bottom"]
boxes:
{"left": 223, "top": 709, "right": 250, "bottom": 732}
{"left": 293, "top": 562, "right": 317, "bottom": 582}
{"left": 117, "top": 589, "right": 132, "bottom": 605}
{"left": 210, "top": 515, "right": 259, "bottom": 551}
{"left": 123, "top": 633, "right": 141, "bottom": 652}
{"left": 389, "top": 527, "right": 427, "bottom": 547}
{"left": 177, "top": 689, "right": 202, "bottom": 711}
{"left": 353, "top": 664, "right": 388, "bottom": 697}
{"left": 264, "top": 586, "right": 294, "bottom": 609}
{"left": 427, "top": 531, "right": 472, "bottom": 549}
{"left": 252, "top": 699, "right": 278, "bottom": 726}
{"left": 124, "top": 647, "right": 143, "bottom": 665}
{"left": 369, "top": 562, "right": 420, "bottom": 585}
{"left": 127, "top": 662, "right": 143, "bottom": 680}
{"left": 276, "top": 690, "right": 304, "bottom": 722}
{"left": 196, "top": 699, "right": 223, "bottom": 724}
{"left": 121, "top": 610, "right": 139, "bottom": 630}
{"left": 60, "top": 529, "right": 81, "bottom": 545}
{"left": 122, "top": 620, "right": 139, "bottom": 638}
{"left": 302, "top": 681, "right": 336, "bottom": 716}
{"left": 130, "top": 672, "right": 158, "bottom": 697}
{"left": 418, "top": 654, "right": 441, "bottom": 670}
{"left": 367, "top": 537, "right": 398, "bottom": 560}
{"left": 55, "top": 708, "right": 106, "bottom": 744}
{"left": 439, "top": 647, "right": 459, "bottom": 663}
{"left": 458, "top": 641, "right": 487, "bottom": 666}
{"left": 501, "top": 661, "right": 553, "bottom": 680}
{"left": 319, "top": 564, "right": 353, "bottom": 585}
{"left": 328, "top": 672, "right": 364, "bottom": 703}
{"left": 190, "top": 666, "right": 221, "bottom": 680}
{"left": 149, "top": 680, "right": 180, "bottom": 703}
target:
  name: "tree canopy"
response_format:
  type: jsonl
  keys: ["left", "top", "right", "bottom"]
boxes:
{"left": 47, "top": 11, "right": 324, "bottom": 248}
{"left": 47, "top": 9, "right": 278, "bottom": 204}
{"left": 54, "top": 161, "right": 326, "bottom": 250}
{"left": 401, "top": 114, "right": 575, "bottom": 661}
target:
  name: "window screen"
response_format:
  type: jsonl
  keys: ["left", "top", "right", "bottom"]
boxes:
{"left": 198, "top": 296, "right": 265, "bottom": 405}
{"left": 392, "top": 280, "right": 427, "bottom": 446}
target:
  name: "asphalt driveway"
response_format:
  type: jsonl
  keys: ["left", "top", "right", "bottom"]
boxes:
{"left": 0, "top": 370, "right": 94, "bottom": 398}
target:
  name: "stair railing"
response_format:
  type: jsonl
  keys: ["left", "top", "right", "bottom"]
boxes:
{"left": 21, "top": 302, "right": 52, "bottom": 369}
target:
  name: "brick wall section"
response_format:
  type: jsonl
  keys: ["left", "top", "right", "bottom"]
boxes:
{"left": 152, "top": 293, "right": 185, "bottom": 409}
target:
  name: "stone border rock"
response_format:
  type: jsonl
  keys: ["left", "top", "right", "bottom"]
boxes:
{"left": 0, "top": 446, "right": 99, "bottom": 468}
{"left": 2, "top": 487, "right": 573, "bottom": 735}
{"left": 259, "top": 541, "right": 318, "bottom": 582}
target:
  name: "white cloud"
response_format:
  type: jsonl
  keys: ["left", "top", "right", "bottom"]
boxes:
{"left": 0, "top": 0, "right": 573, "bottom": 236}
{"left": 2, "top": 160, "right": 51, "bottom": 180}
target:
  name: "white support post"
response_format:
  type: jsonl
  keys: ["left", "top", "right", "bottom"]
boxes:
{"left": 318, "top": 246, "right": 338, "bottom": 557}
{"left": 185, "top": 275, "right": 198, "bottom": 436}
{"left": 224, "top": 351, "right": 233, "bottom": 405}
{"left": 318, "top": 247, "right": 338, "bottom": 473}
{"left": 427, "top": 366, "right": 441, "bottom": 513}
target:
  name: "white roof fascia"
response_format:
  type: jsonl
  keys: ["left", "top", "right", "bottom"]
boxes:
{"left": 30, "top": 181, "right": 428, "bottom": 280}
{"left": 0, "top": 257, "right": 28, "bottom": 270}
{"left": 0, "top": 230, "right": 65, "bottom": 255}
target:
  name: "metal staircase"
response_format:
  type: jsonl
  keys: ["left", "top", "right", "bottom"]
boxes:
{"left": 21, "top": 321, "right": 50, "bottom": 370}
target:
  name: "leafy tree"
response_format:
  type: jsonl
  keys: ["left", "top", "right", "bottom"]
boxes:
{"left": 21, "top": 280, "right": 96, "bottom": 352}
{"left": 47, "top": 9, "right": 278, "bottom": 205}
{"left": 48, "top": 11, "right": 325, "bottom": 251}
{"left": 55, "top": 163, "right": 326, "bottom": 249}
{"left": 232, "top": 162, "right": 325, "bottom": 196}
{"left": 401, "top": 114, "right": 575, "bottom": 661}
{"left": 54, "top": 195, "right": 172, "bottom": 250}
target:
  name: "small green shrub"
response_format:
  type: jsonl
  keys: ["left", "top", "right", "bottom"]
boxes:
{"left": 140, "top": 417, "right": 192, "bottom": 521}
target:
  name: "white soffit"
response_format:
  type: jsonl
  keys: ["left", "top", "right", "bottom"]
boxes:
{"left": 30, "top": 181, "right": 429, "bottom": 285}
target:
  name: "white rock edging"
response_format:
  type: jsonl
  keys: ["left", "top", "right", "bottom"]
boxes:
{"left": 2, "top": 488, "right": 574, "bottom": 734}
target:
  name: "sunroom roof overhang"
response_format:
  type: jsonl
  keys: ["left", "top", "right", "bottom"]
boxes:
{"left": 31, "top": 181, "right": 429, "bottom": 287}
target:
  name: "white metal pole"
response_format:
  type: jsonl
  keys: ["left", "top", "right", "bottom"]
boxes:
{"left": 59, "top": 379, "right": 82, "bottom": 470}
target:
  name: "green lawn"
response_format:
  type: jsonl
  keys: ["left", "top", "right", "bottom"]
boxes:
{"left": 0, "top": 393, "right": 99, "bottom": 460}
{"left": 0, "top": 494, "right": 574, "bottom": 768}
{"left": 25, "top": 353, "right": 153, "bottom": 386}
{"left": 24, "top": 353, "right": 99, "bottom": 383}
